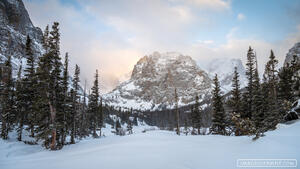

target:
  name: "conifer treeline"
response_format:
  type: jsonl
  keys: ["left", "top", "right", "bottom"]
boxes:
{"left": 0, "top": 22, "right": 104, "bottom": 150}
{"left": 209, "top": 46, "right": 300, "bottom": 136}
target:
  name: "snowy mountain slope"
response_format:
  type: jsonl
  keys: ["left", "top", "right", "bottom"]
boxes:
{"left": 1, "top": 120, "right": 299, "bottom": 169}
{"left": 204, "top": 58, "right": 247, "bottom": 92}
{"left": 0, "top": 0, "right": 44, "bottom": 74}
{"left": 0, "top": 0, "right": 85, "bottom": 95}
{"left": 284, "top": 42, "right": 300, "bottom": 66}
{"left": 103, "top": 52, "right": 212, "bottom": 111}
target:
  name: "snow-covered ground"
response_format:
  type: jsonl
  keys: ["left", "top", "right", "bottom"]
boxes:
{"left": 1, "top": 121, "right": 300, "bottom": 169}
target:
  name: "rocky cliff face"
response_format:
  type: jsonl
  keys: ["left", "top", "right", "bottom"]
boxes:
{"left": 284, "top": 42, "right": 300, "bottom": 66}
{"left": 0, "top": 0, "right": 43, "bottom": 74}
{"left": 103, "top": 52, "right": 212, "bottom": 111}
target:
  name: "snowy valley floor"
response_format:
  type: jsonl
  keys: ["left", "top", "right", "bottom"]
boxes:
{"left": 1, "top": 121, "right": 300, "bottom": 169}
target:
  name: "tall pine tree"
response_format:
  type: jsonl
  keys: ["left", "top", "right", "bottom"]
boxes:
{"left": 263, "top": 50, "right": 279, "bottom": 131}
{"left": 191, "top": 95, "right": 202, "bottom": 135}
{"left": 1, "top": 56, "right": 14, "bottom": 140}
{"left": 243, "top": 46, "right": 256, "bottom": 119}
{"left": 88, "top": 69, "right": 100, "bottom": 138}
{"left": 70, "top": 64, "right": 80, "bottom": 144}
{"left": 229, "top": 67, "right": 242, "bottom": 114}
{"left": 252, "top": 55, "right": 264, "bottom": 130}
{"left": 23, "top": 35, "right": 37, "bottom": 137}
{"left": 210, "top": 74, "right": 226, "bottom": 135}
{"left": 174, "top": 88, "right": 180, "bottom": 135}
{"left": 15, "top": 64, "right": 25, "bottom": 141}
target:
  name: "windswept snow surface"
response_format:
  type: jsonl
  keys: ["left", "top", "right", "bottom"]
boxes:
{"left": 1, "top": 121, "right": 300, "bottom": 169}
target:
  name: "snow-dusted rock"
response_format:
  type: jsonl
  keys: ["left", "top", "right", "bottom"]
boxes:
{"left": 103, "top": 52, "right": 212, "bottom": 111}
{"left": 284, "top": 99, "right": 300, "bottom": 122}
{"left": 0, "top": 0, "right": 43, "bottom": 75}
{"left": 284, "top": 42, "right": 300, "bottom": 66}
{"left": 205, "top": 58, "right": 247, "bottom": 92}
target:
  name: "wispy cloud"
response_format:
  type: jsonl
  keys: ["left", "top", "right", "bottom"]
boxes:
{"left": 237, "top": 13, "right": 245, "bottom": 21}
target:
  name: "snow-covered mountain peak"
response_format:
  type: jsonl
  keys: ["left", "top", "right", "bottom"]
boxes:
{"left": 104, "top": 52, "right": 212, "bottom": 111}
{"left": 205, "top": 58, "right": 247, "bottom": 92}
{"left": 131, "top": 52, "right": 197, "bottom": 80}
{"left": 207, "top": 58, "right": 244, "bottom": 76}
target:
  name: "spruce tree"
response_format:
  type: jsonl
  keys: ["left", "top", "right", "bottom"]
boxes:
{"left": 48, "top": 22, "right": 63, "bottom": 150}
{"left": 80, "top": 80, "right": 88, "bottom": 137}
{"left": 229, "top": 67, "right": 242, "bottom": 114}
{"left": 174, "top": 88, "right": 180, "bottom": 135}
{"left": 88, "top": 69, "right": 100, "bottom": 138}
{"left": 191, "top": 95, "right": 201, "bottom": 135}
{"left": 228, "top": 67, "right": 243, "bottom": 135}
{"left": 210, "top": 74, "right": 226, "bottom": 135}
{"left": 23, "top": 35, "right": 37, "bottom": 137}
{"left": 60, "top": 53, "right": 70, "bottom": 146}
{"left": 35, "top": 40, "right": 52, "bottom": 148}
{"left": 243, "top": 46, "right": 256, "bottom": 119}
{"left": 99, "top": 97, "right": 103, "bottom": 137}
{"left": 1, "top": 56, "right": 14, "bottom": 140}
{"left": 71, "top": 64, "right": 80, "bottom": 144}
{"left": 15, "top": 64, "right": 25, "bottom": 141}
{"left": 184, "top": 119, "right": 188, "bottom": 135}
{"left": 115, "top": 120, "right": 121, "bottom": 135}
{"left": 278, "top": 63, "right": 294, "bottom": 115}
{"left": 252, "top": 56, "right": 264, "bottom": 130}
{"left": 127, "top": 119, "right": 133, "bottom": 135}
{"left": 263, "top": 50, "right": 279, "bottom": 131}
{"left": 42, "top": 25, "right": 49, "bottom": 52}
{"left": 35, "top": 22, "right": 62, "bottom": 149}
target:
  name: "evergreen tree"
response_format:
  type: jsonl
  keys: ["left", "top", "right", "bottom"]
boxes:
{"left": 243, "top": 46, "right": 256, "bottom": 119}
{"left": 252, "top": 56, "right": 264, "bottom": 130}
{"left": 263, "top": 50, "right": 280, "bottom": 131}
{"left": 210, "top": 74, "right": 226, "bottom": 135}
{"left": 99, "top": 97, "right": 103, "bottom": 137}
{"left": 115, "top": 120, "right": 121, "bottom": 135}
{"left": 60, "top": 53, "right": 71, "bottom": 146}
{"left": 1, "top": 56, "right": 14, "bottom": 140}
{"left": 127, "top": 119, "right": 133, "bottom": 135}
{"left": 184, "top": 119, "right": 188, "bottom": 135}
{"left": 71, "top": 64, "right": 80, "bottom": 144}
{"left": 49, "top": 22, "right": 63, "bottom": 150}
{"left": 174, "top": 88, "right": 180, "bottom": 135}
{"left": 23, "top": 35, "right": 37, "bottom": 137}
{"left": 228, "top": 67, "right": 243, "bottom": 134}
{"left": 191, "top": 95, "right": 201, "bottom": 135}
{"left": 15, "top": 64, "right": 25, "bottom": 141}
{"left": 88, "top": 69, "right": 100, "bottom": 138}
{"left": 133, "top": 115, "right": 138, "bottom": 126}
{"left": 278, "top": 63, "right": 294, "bottom": 115}
{"left": 228, "top": 67, "right": 242, "bottom": 114}
{"left": 35, "top": 22, "right": 62, "bottom": 150}
{"left": 42, "top": 25, "right": 49, "bottom": 52}
{"left": 80, "top": 80, "right": 88, "bottom": 137}
{"left": 35, "top": 43, "right": 52, "bottom": 148}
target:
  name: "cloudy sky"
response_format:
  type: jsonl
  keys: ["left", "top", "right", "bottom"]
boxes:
{"left": 24, "top": 0, "right": 300, "bottom": 93}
